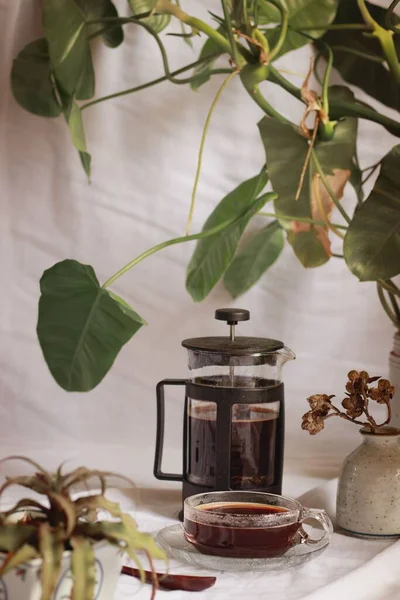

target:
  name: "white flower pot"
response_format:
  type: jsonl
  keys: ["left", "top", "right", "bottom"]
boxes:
{"left": 336, "top": 426, "right": 400, "bottom": 537}
{"left": 389, "top": 331, "right": 400, "bottom": 429}
{"left": 0, "top": 541, "right": 122, "bottom": 600}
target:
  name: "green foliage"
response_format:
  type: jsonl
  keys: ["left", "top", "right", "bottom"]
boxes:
{"left": 223, "top": 220, "right": 284, "bottom": 297}
{"left": 9, "top": 0, "right": 400, "bottom": 390}
{"left": 258, "top": 93, "right": 357, "bottom": 267}
{"left": 76, "top": 0, "right": 124, "bottom": 47}
{"left": 320, "top": 0, "right": 400, "bottom": 112}
{"left": 37, "top": 260, "right": 146, "bottom": 392}
{"left": 344, "top": 146, "right": 400, "bottom": 281}
{"left": 262, "top": 0, "right": 338, "bottom": 59}
{"left": 190, "top": 27, "right": 225, "bottom": 90}
{"left": 0, "top": 457, "right": 165, "bottom": 600}
{"left": 67, "top": 102, "right": 91, "bottom": 179}
{"left": 128, "top": 0, "right": 171, "bottom": 33}
{"left": 186, "top": 168, "right": 271, "bottom": 301}
{"left": 11, "top": 39, "right": 62, "bottom": 117}
{"left": 43, "top": 0, "right": 91, "bottom": 96}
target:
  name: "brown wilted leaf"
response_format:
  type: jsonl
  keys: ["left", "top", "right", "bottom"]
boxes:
{"left": 310, "top": 169, "right": 350, "bottom": 255}
{"left": 292, "top": 168, "right": 350, "bottom": 255}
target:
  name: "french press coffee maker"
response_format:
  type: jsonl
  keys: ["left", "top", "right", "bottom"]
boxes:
{"left": 154, "top": 308, "right": 295, "bottom": 517}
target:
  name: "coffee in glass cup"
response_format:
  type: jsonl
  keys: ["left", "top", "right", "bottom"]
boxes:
{"left": 184, "top": 491, "right": 333, "bottom": 558}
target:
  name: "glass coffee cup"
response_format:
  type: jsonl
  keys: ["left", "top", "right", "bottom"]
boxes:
{"left": 184, "top": 491, "right": 333, "bottom": 558}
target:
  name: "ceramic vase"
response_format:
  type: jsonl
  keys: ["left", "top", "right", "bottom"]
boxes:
{"left": 389, "top": 331, "right": 400, "bottom": 429}
{"left": 336, "top": 426, "right": 400, "bottom": 537}
{"left": 0, "top": 541, "right": 122, "bottom": 600}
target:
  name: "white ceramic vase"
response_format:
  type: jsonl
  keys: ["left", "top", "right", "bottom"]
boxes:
{"left": 0, "top": 541, "right": 122, "bottom": 600}
{"left": 336, "top": 426, "right": 400, "bottom": 537}
{"left": 389, "top": 331, "right": 400, "bottom": 429}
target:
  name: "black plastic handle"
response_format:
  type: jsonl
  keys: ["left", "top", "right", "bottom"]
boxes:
{"left": 154, "top": 379, "right": 186, "bottom": 481}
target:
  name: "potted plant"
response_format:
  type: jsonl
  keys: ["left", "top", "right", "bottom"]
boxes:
{"left": 0, "top": 457, "right": 164, "bottom": 600}
{"left": 302, "top": 370, "right": 400, "bottom": 537}
{"left": 10, "top": 0, "right": 400, "bottom": 394}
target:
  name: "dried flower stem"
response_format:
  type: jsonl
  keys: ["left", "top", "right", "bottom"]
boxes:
{"left": 302, "top": 371, "right": 395, "bottom": 435}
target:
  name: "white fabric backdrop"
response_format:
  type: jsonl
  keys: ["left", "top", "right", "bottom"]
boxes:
{"left": 0, "top": 0, "right": 398, "bottom": 487}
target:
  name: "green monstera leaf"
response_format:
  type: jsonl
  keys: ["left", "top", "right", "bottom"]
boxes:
{"left": 320, "top": 0, "right": 400, "bottom": 112}
{"left": 37, "top": 260, "right": 146, "bottom": 392}
{"left": 11, "top": 39, "right": 62, "bottom": 117}
{"left": 258, "top": 88, "right": 357, "bottom": 267}
{"left": 223, "top": 220, "right": 284, "bottom": 298}
{"left": 76, "top": 0, "right": 124, "bottom": 47}
{"left": 186, "top": 168, "right": 274, "bottom": 301}
{"left": 255, "top": 0, "right": 337, "bottom": 58}
{"left": 44, "top": 0, "right": 92, "bottom": 97}
{"left": 344, "top": 146, "right": 400, "bottom": 282}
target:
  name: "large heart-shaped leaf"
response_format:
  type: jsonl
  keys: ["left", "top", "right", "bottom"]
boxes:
{"left": 75, "top": 0, "right": 124, "bottom": 48}
{"left": 37, "top": 260, "right": 146, "bottom": 392}
{"left": 344, "top": 146, "right": 400, "bottom": 282}
{"left": 128, "top": 0, "right": 170, "bottom": 33}
{"left": 257, "top": 0, "right": 337, "bottom": 58}
{"left": 11, "top": 38, "right": 62, "bottom": 117}
{"left": 258, "top": 93, "right": 357, "bottom": 267}
{"left": 223, "top": 220, "right": 284, "bottom": 298}
{"left": 186, "top": 168, "right": 271, "bottom": 301}
{"left": 44, "top": 0, "right": 92, "bottom": 96}
{"left": 190, "top": 27, "right": 225, "bottom": 91}
{"left": 320, "top": 1, "right": 400, "bottom": 112}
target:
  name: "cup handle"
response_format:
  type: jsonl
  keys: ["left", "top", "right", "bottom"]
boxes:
{"left": 299, "top": 507, "right": 333, "bottom": 549}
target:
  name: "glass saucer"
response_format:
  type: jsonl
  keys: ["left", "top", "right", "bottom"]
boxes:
{"left": 156, "top": 524, "right": 329, "bottom": 573}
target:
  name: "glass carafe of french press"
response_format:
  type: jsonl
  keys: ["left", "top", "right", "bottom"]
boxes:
{"left": 154, "top": 308, "right": 295, "bottom": 516}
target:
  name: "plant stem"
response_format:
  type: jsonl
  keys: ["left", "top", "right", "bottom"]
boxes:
{"left": 240, "top": 65, "right": 291, "bottom": 123}
{"left": 265, "top": 0, "right": 289, "bottom": 61}
{"left": 321, "top": 45, "right": 333, "bottom": 117}
{"left": 101, "top": 193, "right": 277, "bottom": 289}
{"left": 220, "top": 0, "right": 240, "bottom": 66}
{"left": 330, "top": 99, "right": 400, "bottom": 132}
{"left": 328, "top": 46, "right": 385, "bottom": 63}
{"left": 268, "top": 66, "right": 302, "bottom": 100}
{"left": 378, "top": 279, "right": 400, "bottom": 297}
{"left": 361, "top": 160, "right": 381, "bottom": 185}
{"left": 311, "top": 151, "right": 352, "bottom": 224}
{"left": 382, "top": 400, "right": 392, "bottom": 427}
{"left": 81, "top": 54, "right": 227, "bottom": 111}
{"left": 358, "top": 0, "right": 400, "bottom": 82}
{"left": 293, "top": 23, "right": 370, "bottom": 31}
{"left": 269, "top": 66, "right": 400, "bottom": 131}
{"left": 377, "top": 283, "right": 399, "bottom": 327}
{"left": 385, "top": 0, "right": 400, "bottom": 32}
{"left": 389, "top": 292, "right": 400, "bottom": 322}
{"left": 186, "top": 71, "right": 237, "bottom": 235}
{"left": 258, "top": 211, "right": 347, "bottom": 229}
{"left": 87, "top": 13, "right": 151, "bottom": 25}
{"left": 156, "top": 0, "right": 246, "bottom": 64}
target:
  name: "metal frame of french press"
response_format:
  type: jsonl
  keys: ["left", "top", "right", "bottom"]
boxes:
{"left": 154, "top": 308, "right": 286, "bottom": 520}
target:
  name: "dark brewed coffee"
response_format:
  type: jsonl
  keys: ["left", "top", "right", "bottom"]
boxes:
{"left": 184, "top": 502, "right": 300, "bottom": 558}
{"left": 187, "top": 401, "right": 279, "bottom": 489}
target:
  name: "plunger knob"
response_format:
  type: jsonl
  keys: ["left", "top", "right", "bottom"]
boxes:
{"left": 214, "top": 308, "right": 250, "bottom": 326}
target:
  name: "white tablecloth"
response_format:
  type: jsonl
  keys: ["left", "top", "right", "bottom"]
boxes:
{"left": 109, "top": 478, "right": 400, "bottom": 600}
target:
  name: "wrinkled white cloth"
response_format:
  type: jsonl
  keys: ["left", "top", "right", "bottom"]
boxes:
{"left": 111, "top": 479, "right": 400, "bottom": 600}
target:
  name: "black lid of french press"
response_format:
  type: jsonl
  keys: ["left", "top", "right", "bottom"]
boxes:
{"left": 182, "top": 308, "right": 284, "bottom": 355}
